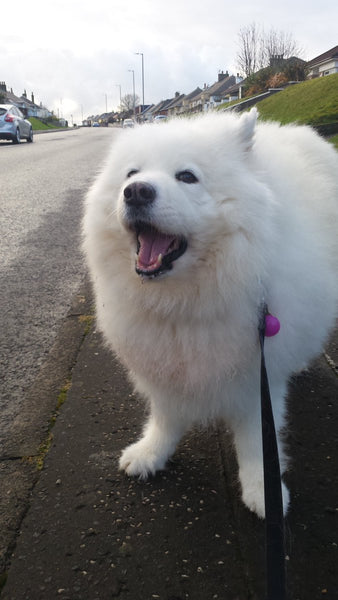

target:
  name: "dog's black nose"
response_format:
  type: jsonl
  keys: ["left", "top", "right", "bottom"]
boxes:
{"left": 124, "top": 182, "right": 156, "bottom": 207}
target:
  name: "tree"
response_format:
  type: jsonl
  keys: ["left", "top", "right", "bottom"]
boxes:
{"left": 236, "top": 23, "right": 261, "bottom": 77}
{"left": 261, "top": 27, "right": 303, "bottom": 67}
{"left": 119, "top": 93, "right": 140, "bottom": 113}
{"left": 236, "top": 23, "right": 303, "bottom": 77}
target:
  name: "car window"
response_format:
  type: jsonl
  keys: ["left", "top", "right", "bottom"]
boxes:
{"left": 0, "top": 108, "right": 7, "bottom": 116}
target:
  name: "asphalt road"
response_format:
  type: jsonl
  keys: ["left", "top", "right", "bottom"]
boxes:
{"left": 0, "top": 127, "right": 115, "bottom": 446}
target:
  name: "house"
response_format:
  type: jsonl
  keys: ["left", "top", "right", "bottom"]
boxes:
{"left": 166, "top": 92, "right": 186, "bottom": 117}
{"left": 135, "top": 104, "right": 153, "bottom": 122}
{"left": 180, "top": 87, "right": 203, "bottom": 114}
{"left": 220, "top": 79, "right": 246, "bottom": 104}
{"left": 0, "top": 82, "right": 52, "bottom": 118}
{"left": 202, "top": 72, "right": 237, "bottom": 110}
{"left": 146, "top": 98, "right": 174, "bottom": 120}
{"left": 207, "top": 72, "right": 243, "bottom": 110}
{"left": 307, "top": 45, "right": 338, "bottom": 78}
{"left": 184, "top": 72, "right": 244, "bottom": 112}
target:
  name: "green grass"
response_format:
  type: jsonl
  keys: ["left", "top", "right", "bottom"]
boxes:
{"left": 28, "top": 117, "right": 68, "bottom": 131}
{"left": 218, "top": 74, "right": 338, "bottom": 128}
{"left": 34, "top": 381, "right": 71, "bottom": 470}
{"left": 256, "top": 74, "right": 338, "bottom": 126}
{"left": 329, "top": 134, "right": 338, "bottom": 149}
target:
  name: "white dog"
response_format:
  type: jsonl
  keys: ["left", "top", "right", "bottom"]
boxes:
{"left": 83, "top": 109, "right": 338, "bottom": 518}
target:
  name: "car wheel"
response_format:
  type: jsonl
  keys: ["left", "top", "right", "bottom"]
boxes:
{"left": 27, "top": 128, "right": 33, "bottom": 143}
{"left": 12, "top": 128, "right": 21, "bottom": 144}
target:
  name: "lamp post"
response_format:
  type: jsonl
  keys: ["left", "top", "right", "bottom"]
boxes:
{"left": 135, "top": 52, "right": 145, "bottom": 108}
{"left": 114, "top": 84, "right": 122, "bottom": 110}
{"left": 128, "top": 69, "right": 136, "bottom": 119}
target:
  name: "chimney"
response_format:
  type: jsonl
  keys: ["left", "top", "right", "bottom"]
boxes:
{"left": 31, "top": 92, "right": 35, "bottom": 104}
{"left": 218, "top": 70, "right": 229, "bottom": 82}
{"left": 22, "top": 89, "right": 27, "bottom": 98}
{"left": 0, "top": 81, "right": 7, "bottom": 92}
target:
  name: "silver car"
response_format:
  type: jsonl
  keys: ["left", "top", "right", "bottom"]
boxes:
{"left": 0, "top": 104, "right": 33, "bottom": 143}
{"left": 122, "top": 118, "right": 135, "bottom": 128}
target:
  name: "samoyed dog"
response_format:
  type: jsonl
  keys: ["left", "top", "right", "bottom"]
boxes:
{"left": 83, "top": 109, "right": 338, "bottom": 518}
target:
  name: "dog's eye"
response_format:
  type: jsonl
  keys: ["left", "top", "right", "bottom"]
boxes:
{"left": 127, "top": 169, "right": 139, "bottom": 178}
{"left": 175, "top": 170, "right": 198, "bottom": 184}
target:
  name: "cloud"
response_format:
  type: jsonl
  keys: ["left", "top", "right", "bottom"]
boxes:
{"left": 2, "top": 0, "right": 338, "bottom": 122}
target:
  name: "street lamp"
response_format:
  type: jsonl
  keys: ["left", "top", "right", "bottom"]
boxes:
{"left": 135, "top": 52, "right": 145, "bottom": 108}
{"left": 114, "top": 84, "right": 122, "bottom": 109}
{"left": 128, "top": 69, "right": 136, "bottom": 119}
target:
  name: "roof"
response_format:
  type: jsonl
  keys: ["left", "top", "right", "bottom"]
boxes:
{"left": 183, "top": 87, "right": 202, "bottom": 101}
{"left": 166, "top": 94, "right": 185, "bottom": 110}
{"left": 207, "top": 75, "right": 237, "bottom": 96}
{"left": 4, "top": 89, "right": 23, "bottom": 104}
{"left": 307, "top": 45, "right": 338, "bottom": 67}
{"left": 146, "top": 98, "right": 174, "bottom": 116}
{"left": 194, "top": 76, "right": 239, "bottom": 103}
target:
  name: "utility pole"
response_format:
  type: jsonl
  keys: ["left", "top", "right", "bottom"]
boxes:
{"left": 128, "top": 69, "right": 136, "bottom": 120}
{"left": 135, "top": 52, "right": 145, "bottom": 108}
{"left": 114, "top": 84, "right": 122, "bottom": 110}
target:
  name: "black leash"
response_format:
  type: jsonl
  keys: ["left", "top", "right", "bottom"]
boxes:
{"left": 259, "top": 303, "right": 286, "bottom": 600}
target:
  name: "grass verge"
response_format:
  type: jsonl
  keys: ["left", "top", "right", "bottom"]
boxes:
{"left": 257, "top": 74, "right": 338, "bottom": 125}
{"left": 28, "top": 117, "right": 68, "bottom": 131}
{"left": 328, "top": 134, "right": 338, "bottom": 150}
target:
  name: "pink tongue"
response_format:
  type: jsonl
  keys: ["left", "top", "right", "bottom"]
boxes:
{"left": 137, "top": 230, "right": 176, "bottom": 271}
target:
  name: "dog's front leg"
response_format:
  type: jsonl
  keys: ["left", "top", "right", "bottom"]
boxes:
{"left": 119, "top": 405, "right": 187, "bottom": 479}
{"left": 231, "top": 398, "right": 290, "bottom": 519}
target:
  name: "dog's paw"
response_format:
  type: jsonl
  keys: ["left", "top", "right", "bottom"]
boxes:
{"left": 241, "top": 476, "right": 290, "bottom": 519}
{"left": 119, "top": 440, "right": 167, "bottom": 479}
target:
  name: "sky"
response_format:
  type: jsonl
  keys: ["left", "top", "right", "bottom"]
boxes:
{"left": 1, "top": 0, "right": 337, "bottom": 124}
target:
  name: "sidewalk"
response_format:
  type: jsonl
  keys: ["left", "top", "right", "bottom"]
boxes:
{"left": 2, "top": 287, "right": 338, "bottom": 599}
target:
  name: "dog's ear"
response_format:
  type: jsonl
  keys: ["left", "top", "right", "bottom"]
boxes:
{"left": 238, "top": 107, "right": 257, "bottom": 151}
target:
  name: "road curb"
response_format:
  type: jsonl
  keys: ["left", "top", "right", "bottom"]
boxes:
{"left": 0, "top": 279, "right": 93, "bottom": 579}
{"left": 33, "top": 127, "right": 79, "bottom": 135}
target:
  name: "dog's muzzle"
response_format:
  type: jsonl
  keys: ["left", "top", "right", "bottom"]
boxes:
{"left": 123, "top": 181, "right": 187, "bottom": 278}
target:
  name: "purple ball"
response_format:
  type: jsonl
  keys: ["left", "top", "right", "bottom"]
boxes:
{"left": 265, "top": 313, "right": 281, "bottom": 337}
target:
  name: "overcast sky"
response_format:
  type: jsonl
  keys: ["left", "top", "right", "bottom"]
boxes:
{"left": 1, "top": 0, "right": 337, "bottom": 123}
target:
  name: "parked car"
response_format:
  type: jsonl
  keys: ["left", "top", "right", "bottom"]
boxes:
{"left": 122, "top": 118, "right": 135, "bottom": 128}
{"left": 153, "top": 115, "right": 167, "bottom": 122}
{"left": 0, "top": 104, "right": 33, "bottom": 143}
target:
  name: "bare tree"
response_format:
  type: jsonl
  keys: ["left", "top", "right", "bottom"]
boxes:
{"left": 119, "top": 93, "right": 140, "bottom": 113}
{"left": 261, "top": 27, "right": 303, "bottom": 67}
{"left": 236, "top": 23, "right": 261, "bottom": 77}
{"left": 236, "top": 23, "right": 303, "bottom": 77}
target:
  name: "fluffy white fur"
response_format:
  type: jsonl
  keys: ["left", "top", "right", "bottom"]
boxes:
{"left": 83, "top": 110, "right": 338, "bottom": 518}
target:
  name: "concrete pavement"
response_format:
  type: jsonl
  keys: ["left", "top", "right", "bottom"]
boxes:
{"left": 1, "top": 280, "right": 338, "bottom": 599}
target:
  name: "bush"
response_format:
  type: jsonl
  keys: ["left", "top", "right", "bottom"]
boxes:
{"left": 267, "top": 73, "right": 288, "bottom": 88}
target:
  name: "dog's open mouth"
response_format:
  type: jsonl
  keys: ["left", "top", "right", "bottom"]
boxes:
{"left": 135, "top": 224, "right": 187, "bottom": 277}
